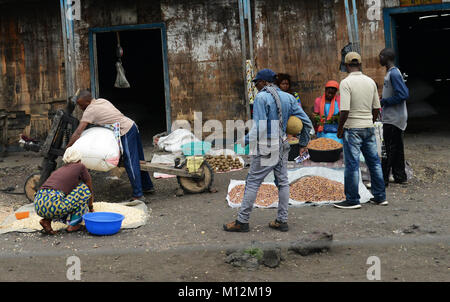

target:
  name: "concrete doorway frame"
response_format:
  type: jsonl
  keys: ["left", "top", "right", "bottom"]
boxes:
{"left": 88, "top": 23, "right": 172, "bottom": 133}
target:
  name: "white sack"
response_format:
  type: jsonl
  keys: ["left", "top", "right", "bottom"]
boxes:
{"left": 72, "top": 127, "right": 120, "bottom": 172}
{"left": 157, "top": 129, "right": 200, "bottom": 153}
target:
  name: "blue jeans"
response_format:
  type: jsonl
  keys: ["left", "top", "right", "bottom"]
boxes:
{"left": 121, "top": 124, "right": 154, "bottom": 198}
{"left": 343, "top": 128, "right": 386, "bottom": 204}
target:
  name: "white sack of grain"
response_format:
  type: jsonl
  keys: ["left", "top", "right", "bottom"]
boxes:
{"left": 72, "top": 127, "right": 120, "bottom": 172}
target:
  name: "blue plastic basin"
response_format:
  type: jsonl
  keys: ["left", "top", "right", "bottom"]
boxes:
{"left": 82, "top": 212, "right": 125, "bottom": 236}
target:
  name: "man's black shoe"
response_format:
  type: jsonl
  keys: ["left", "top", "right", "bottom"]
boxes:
{"left": 223, "top": 220, "right": 249, "bottom": 232}
{"left": 269, "top": 220, "right": 289, "bottom": 232}
{"left": 333, "top": 200, "right": 361, "bottom": 209}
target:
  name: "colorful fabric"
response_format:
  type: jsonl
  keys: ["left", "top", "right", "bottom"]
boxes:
{"left": 34, "top": 182, "right": 91, "bottom": 226}
{"left": 317, "top": 95, "right": 340, "bottom": 133}
{"left": 293, "top": 92, "right": 302, "bottom": 106}
{"left": 246, "top": 60, "right": 258, "bottom": 105}
{"left": 103, "top": 122, "right": 123, "bottom": 155}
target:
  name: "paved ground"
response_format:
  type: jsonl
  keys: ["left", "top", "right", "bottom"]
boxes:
{"left": 0, "top": 131, "right": 449, "bottom": 282}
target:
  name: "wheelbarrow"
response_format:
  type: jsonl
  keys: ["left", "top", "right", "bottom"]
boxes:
{"left": 21, "top": 92, "right": 214, "bottom": 202}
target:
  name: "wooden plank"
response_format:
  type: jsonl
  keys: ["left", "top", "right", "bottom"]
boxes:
{"left": 139, "top": 161, "right": 201, "bottom": 178}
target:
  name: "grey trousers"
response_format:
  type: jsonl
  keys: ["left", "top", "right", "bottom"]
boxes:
{"left": 237, "top": 142, "right": 290, "bottom": 224}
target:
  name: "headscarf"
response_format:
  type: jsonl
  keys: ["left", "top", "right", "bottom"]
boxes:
{"left": 318, "top": 81, "right": 340, "bottom": 133}
{"left": 63, "top": 147, "right": 82, "bottom": 164}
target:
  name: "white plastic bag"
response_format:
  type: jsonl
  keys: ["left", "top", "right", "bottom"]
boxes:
{"left": 157, "top": 129, "right": 200, "bottom": 153}
{"left": 72, "top": 127, "right": 120, "bottom": 172}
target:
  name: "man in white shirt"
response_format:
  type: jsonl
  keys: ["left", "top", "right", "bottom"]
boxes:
{"left": 335, "top": 52, "right": 387, "bottom": 209}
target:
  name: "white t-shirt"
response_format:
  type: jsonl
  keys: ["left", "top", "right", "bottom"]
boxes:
{"left": 339, "top": 72, "right": 381, "bottom": 129}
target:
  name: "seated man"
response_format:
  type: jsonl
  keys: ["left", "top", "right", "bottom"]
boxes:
{"left": 67, "top": 90, "right": 154, "bottom": 202}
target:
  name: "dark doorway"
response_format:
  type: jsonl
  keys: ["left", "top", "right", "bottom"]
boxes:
{"left": 95, "top": 29, "right": 166, "bottom": 144}
{"left": 393, "top": 11, "right": 450, "bottom": 133}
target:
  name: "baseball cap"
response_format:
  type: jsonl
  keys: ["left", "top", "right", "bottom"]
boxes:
{"left": 344, "top": 52, "right": 361, "bottom": 64}
{"left": 252, "top": 68, "right": 277, "bottom": 83}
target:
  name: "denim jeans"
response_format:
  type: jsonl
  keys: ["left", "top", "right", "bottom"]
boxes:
{"left": 121, "top": 124, "right": 154, "bottom": 198}
{"left": 238, "top": 142, "right": 290, "bottom": 224}
{"left": 343, "top": 128, "right": 386, "bottom": 204}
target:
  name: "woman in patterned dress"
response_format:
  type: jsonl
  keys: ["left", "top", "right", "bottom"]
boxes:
{"left": 34, "top": 147, "right": 94, "bottom": 234}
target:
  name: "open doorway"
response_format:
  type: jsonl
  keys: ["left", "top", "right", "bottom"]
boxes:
{"left": 392, "top": 10, "right": 450, "bottom": 132}
{"left": 93, "top": 28, "right": 167, "bottom": 144}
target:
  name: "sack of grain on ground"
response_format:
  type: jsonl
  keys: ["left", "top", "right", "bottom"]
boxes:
{"left": 226, "top": 176, "right": 346, "bottom": 209}
{"left": 289, "top": 176, "right": 345, "bottom": 203}
{"left": 261, "top": 167, "right": 373, "bottom": 206}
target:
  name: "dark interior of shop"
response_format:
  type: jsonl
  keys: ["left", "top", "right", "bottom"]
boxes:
{"left": 95, "top": 29, "right": 167, "bottom": 144}
{"left": 394, "top": 10, "right": 450, "bottom": 133}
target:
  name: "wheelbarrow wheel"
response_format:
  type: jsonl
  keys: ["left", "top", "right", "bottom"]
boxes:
{"left": 24, "top": 172, "right": 41, "bottom": 202}
{"left": 177, "top": 161, "right": 214, "bottom": 194}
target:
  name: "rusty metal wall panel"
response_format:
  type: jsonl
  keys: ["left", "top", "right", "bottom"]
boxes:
{"left": 254, "top": 0, "right": 341, "bottom": 114}
{"left": 254, "top": 0, "right": 390, "bottom": 114}
{"left": 0, "top": 0, "right": 66, "bottom": 140}
{"left": 162, "top": 0, "right": 245, "bottom": 124}
{"left": 73, "top": 0, "right": 245, "bottom": 127}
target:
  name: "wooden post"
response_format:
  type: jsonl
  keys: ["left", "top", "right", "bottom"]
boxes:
{"left": 0, "top": 112, "right": 8, "bottom": 157}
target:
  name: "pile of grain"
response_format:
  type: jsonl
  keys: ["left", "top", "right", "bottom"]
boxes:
{"left": 307, "top": 138, "right": 342, "bottom": 150}
{"left": 93, "top": 202, "right": 147, "bottom": 227}
{"left": 0, "top": 202, "right": 147, "bottom": 231}
{"left": 0, "top": 213, "right": 67, "bottom": 231}
{"left": 290, "top": 176, "right": 345, "bottom": 202}
{"left": 228, "top": 184, "right": 279, "bottom": 207}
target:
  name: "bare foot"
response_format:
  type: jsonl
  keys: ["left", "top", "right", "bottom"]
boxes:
{"left": 66, "top": 224, "right": 84, "bottom": 233}
{"left": 39, "top": 219, "right": 57, "bottom": 235}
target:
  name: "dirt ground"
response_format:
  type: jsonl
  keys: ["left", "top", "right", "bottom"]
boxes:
{"left": 0, "top": 130, "right": 449, "bottom": 282}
